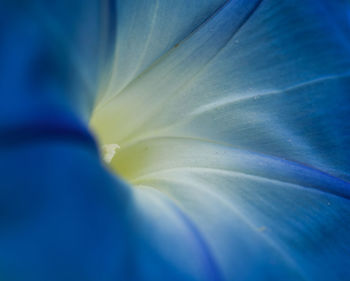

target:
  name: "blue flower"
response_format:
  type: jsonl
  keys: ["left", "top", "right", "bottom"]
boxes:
{"left": 1, "top": 1, "right": 350, "bottom": 281}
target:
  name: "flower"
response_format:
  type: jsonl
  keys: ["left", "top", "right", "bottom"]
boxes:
{"left": 1, "top": 1, "right": 350, "bottom": 281}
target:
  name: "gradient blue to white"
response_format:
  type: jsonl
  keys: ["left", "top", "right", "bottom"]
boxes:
{"left": 1, "top": 1, "right": 350, "bottom": 281}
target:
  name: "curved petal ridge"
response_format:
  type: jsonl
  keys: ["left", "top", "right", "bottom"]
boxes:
{"left": 94, "top": 0, "right": 251, "bottom": 108}
{"left": 130, "top": 185, "right": 223, "bottom": 281}
{"left": 135, "top": 177, "right": 307, "bottom": 280}
{"left": 124, "top": 0, "right": 160, "bottom": 88}
{"left": 114, "top": 73, "right": 350, "bottom": 182}
{"left": 132, "top": 165, "right": 350, "bottom": 201}
{"left": 96, "top": 0, "right": 159, "bottom": 105}
{"left": 91, "top": 0, "right": 350, "bottom": 163}
{"left": 120, "top": 0, "right": 264, "bottom": 143}
{"left": 132, "top": 167, "right": 350, "bottom": 280}
{"left": 95, "top": 0, "right": 229, "bottom": 107}
{"left": 90, "top": 0, "right": 263, "bottom": 143}
{"left": 117, "top": 72, "right": 350, "bottom": 144}
{"left": 112, "top": 136, "right": 350, "bottom": 200}
{"left": 188, "top": 72, "right": 350, "bottom": 117}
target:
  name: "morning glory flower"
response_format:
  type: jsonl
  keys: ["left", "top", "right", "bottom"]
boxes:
{"left": 1, "top": 1, "right": 350, "bottom": 281}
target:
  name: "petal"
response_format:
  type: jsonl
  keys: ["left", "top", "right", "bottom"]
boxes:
{"left": 95, "top": 0, "right": 228, "bottom": 104}
{"left": 129, "top": 186, "right": 222, "bottom": 281}
{"left": 92, "top": 1, "right": 350, "bottom": 280}
{"left": 111, "top": 137, "right": 350, "bottom": 280}
{"left": 0, "top": 0, "right": 112, "bottom": 121}
{"left": 91, "top": 0, "right": 350, "bottom": 181}
{"left": 91, "top": 0, "right": 262, "bottom": 142}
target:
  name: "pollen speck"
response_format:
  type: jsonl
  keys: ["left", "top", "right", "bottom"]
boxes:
{"left": 102, "top": 144, "right": 120, "bottom": 163}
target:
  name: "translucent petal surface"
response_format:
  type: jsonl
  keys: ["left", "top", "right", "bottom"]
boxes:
{"left": 92, "top": 0, "right": 350, "bottom": 181}
{"left": 2, "top": 0, "right": 350, "bottom": 280}
{"left": 91, "top": 1, "right": 350, "bottom": 280}
{"left": 111, "top": 137, "right": 350, "bottom": 280}
{"left": 95, "top": 0, "right": 227, "bottom": 104}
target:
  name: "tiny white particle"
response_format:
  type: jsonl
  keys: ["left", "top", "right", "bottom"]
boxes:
{"left": 102, "top": 144, "right": 120, "bottom": 163}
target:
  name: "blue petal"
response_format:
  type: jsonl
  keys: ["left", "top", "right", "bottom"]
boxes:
{"left": 2, "top": 1, "right": 350, "bottom": 281}
{"left": 0, "top": 134, "right": 130, "bottom": 280}
{"left": 0, "top": 0, "right": 111, "bottom": 121}
{"left": 92, "top": 1, "right": 350, "bottom": 280}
